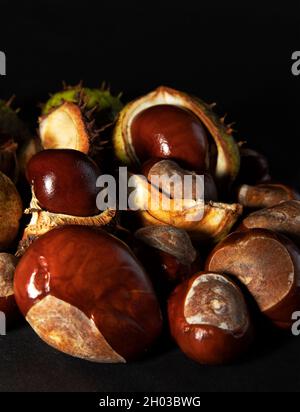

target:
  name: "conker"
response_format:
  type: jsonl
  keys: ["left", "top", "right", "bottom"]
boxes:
{"left": 0, "top": 253, "right": 19, "bottom": 323}
{"left": 26, "top": 149, "right": 101, "bottom": 217}
{"left": 14, "top": 226, "right": 162, "bottom": 362}
{"left": 206, "top": 228, "right": 300, "bottom": 329}
{"left": 0, "top": 171, "right": 22, "bottom": 250}
{"left": 237, "top": 183, "right": 300, "bottom": 210}
{"left": 131, "top": 105, "right": 209, "bottom": 172}
{"left": 134, "top": 225, "right": 201, "bottom": 291}
{"left": 240, "top": 200, "right": 300, "bottom": 246}
{"left": 168, "top": 272, "right": 252, "bottom": 365}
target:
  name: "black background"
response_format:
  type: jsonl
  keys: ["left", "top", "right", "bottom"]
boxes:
{"left": 0, "top": 1, "right": 300, "bottom": 392}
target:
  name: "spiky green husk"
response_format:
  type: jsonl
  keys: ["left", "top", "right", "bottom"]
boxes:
{"left": 42, "top": 85, "right": 123, "bottom": 121}
{"left": 0, "top": 100, "right": 31, "bottom": 142}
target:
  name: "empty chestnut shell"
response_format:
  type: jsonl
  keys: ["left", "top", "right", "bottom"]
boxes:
{"left": 168, "top": 272, "right": 252, "bottom": 364}
{"left": 131, "top": 105, "right": 209, "bottom": 172}
{"left": 14, "top": 226, "right": 162, "bottom": 362}
{"left": 0, "top": 253, "right": 19, "bottom": 324}
{"left": 206, "top": 228, "right": 300, "bottom": 329}
{"left": 26, "top": 149, "right": 101, "bottom": 217}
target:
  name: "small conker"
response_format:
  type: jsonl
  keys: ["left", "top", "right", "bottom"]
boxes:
{"left": 168, "top": 272, "right": 252, "bottom": 365}
{"left": 237, "top": 183, "right": 300, "bottom": 210}
{"left": 240, "top": 200, "right": 300, "bottom": 246}
{"left": 206, "top": 228, "right": 300, "bottom": 329}
{"left": 14, "top": 226, "right": 162, "bottom": 362}
{"left": 26, "top": 149, "right": 101, "bottom": 217}
{"left": 131, "top": 105, "right": 209, "bottom": 172}
{"left": 134, "top": 225, "right": 201, "bottom": 291}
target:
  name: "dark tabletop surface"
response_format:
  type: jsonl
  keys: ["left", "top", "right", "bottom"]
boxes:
{"left": 0, "top": 322, "right": 299, "bottom": 392}
{"left": 0, "top": 1, "right": 300, "bottom": 392}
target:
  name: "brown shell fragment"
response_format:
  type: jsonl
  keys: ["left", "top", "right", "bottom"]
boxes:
{"left": 26, "top": 295, "right": 126, "bottom": 363}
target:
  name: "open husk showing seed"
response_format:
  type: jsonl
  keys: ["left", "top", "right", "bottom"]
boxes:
{"left": 39, "top": 84, "right": 123, "bottom": 155}
{"left": 113, "top": 86, "right": 240, "bottom": 187}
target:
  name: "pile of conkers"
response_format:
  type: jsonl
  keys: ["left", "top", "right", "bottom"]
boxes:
{"left": 0, "top": 85, "right": 299, "bottom": 365}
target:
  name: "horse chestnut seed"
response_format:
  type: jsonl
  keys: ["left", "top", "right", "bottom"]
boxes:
{"left": 168, "top": 272, "right": 252, "bottom": 364}
{"left": 206, "top": 228, "right": 300, "bottom": 329}
{"left": 14, "top": 226, "right": 162, "bottom": 362}
{"left": 26, "top": 149, "right": 101, "bottom": 217}
{"left": 131, "top": 105, "right": 209, "bottom": 172}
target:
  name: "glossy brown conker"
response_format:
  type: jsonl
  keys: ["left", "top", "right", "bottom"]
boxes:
{"left": 168, "top": 272, "right": 252, "bottom": 365}
{"left": 206, "top": 228, "right": 300, "bottom": 329}
{"left": 131, "top": 105, "right": 209, "bottom": 172}
{"left": 26, "top": 149, "right": 101, "bottom": 217}
{"left": 14, "top": 226, "right": 162, "bottom": 362}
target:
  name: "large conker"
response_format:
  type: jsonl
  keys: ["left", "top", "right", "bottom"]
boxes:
{"left": 206, "top": 228, "right": 300, "bottom": 329}
{"left": 26, "top": 149, "right": 101, "bottom": 217}
{"left": 131, "top": 105, "right": 209, "bottom": 172}
{"left": 168, "top": 272, "right": 252, "bottom": 365}
{"left": 14, "top": 226, "right": 162, "bottom": 362}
